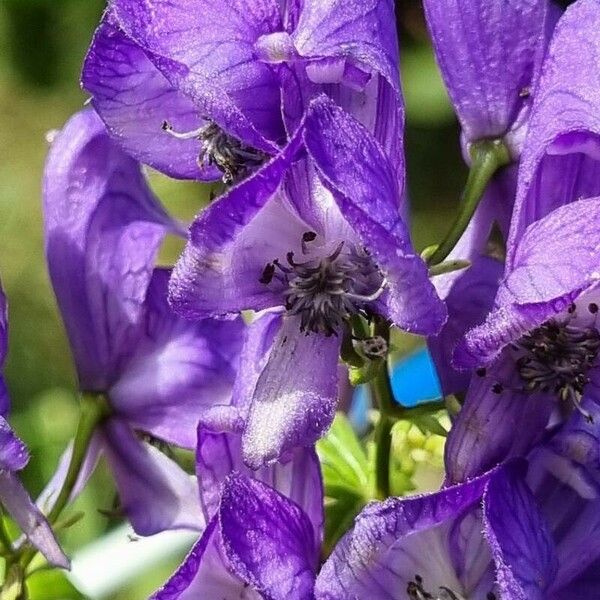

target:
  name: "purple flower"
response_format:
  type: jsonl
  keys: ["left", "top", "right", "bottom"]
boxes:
{"left": 81, "top": 0, "right": 403, "bottom": 182}
{"left": 0, "top": 417, "right": 69, "bottom": 568}
{"left": 316, "top": 462, "right": 557, "bottom": 600}
{"left": 443, "top": 0, "right": 600, "bottom": 483}
{"left": 422, "top": 0, "right": 559, "bottom": 155}
{"left": 446, "top": 194, "right": 600, "bottom": 482}
{"left": 169, "top": 96, "right": 445, "bottom": 467}
{"left": 151, "top": 424, "right": 323, "bottom": 599}
{"left": 42, "top": 109, "right": 244, "bottom": 534}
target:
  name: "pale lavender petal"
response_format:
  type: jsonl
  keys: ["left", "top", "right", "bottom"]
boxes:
{"left": 111, "top": 269, "right": 244, "bottom": 449}
{"left": 112, "top": 0, "right": 285, "bottom": 145}
{"left": 82, "top": 14, "right": 211, "bottom": 180}
{"left": 169, "top": 135, "right": 306, "bottom": 319}
{"left": 150, "top": 517, "right": 257, "bottom": 600}
{"left": 445, "top": 353, "right": 553, "bottom": 483}
{"left": 43, "top": 109, "right": 177, "bottom": 389}
{"left": 35, "top": 437, "right": 102, "bottom": 516}
{"left": 483, "top": 463, "right": 557, "bottom": 599}
{"left": 196, "top": 426, "right": 323, "bottom": 540}
{"left": 422, "top": 0, "right": 556, "bottom": 143}
{"left": 101, "top": 419, "right": 203, "bottom": 535}
{"left": 242, "top": 315, "right": 340, "bottom": 468}
{"left": 0, "top": 471, "right": 69, "bottom": 569}
{"left": 507, "top": 0, "right": 600, "bottom": 254}
{"left": 304, "top": 96, "right": 446, "bottom": 335}
{"left": 315, "top": 469, "right": 495, "bottom": 599}
{"left": 220, "top": 474, "right": 318, "bottom": 600}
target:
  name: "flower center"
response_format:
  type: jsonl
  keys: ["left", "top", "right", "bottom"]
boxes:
{"left": 162, "top": 120, "right": 266, "bottom": 184}
{"left": 260, "top": 232, "right": 385, "bottom": 335}
{"left": 512, "top": 309, "right": 600, "bottom": 410}
{"left": 406, "top": 575, "right": 496, "bottom": 600}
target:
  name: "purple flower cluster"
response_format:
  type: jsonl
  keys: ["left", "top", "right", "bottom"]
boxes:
{"left": 2, "top": 0, "right": 600, "bottom": 597}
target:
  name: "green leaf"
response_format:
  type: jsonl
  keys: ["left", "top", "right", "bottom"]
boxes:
{"left": 317, "top": 413, "right": 370, "bottom": 495}
{"left": 317, "top": 413, "right": 373, "bottom": 554}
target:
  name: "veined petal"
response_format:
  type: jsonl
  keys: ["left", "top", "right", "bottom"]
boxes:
{"left": 111, "top": 269, "right": 244, "bottom": 449}
{"left": 422, "top": 0, "right": 556, "bottom": 143}
{"left": 507, "top": 0, "right": 600, "bottom": 255}
{"left": 445, "top": 353, "right": 552, "bottom": 483}
{"left": 242, "top": 315, "right": 340, "bottom": 468}
{"left": 196, "top": 426, "right": 323, "bottom": 541}
{"left": 304, "top": 96, "right": 445, "bottom": 335}
{"left": 169, "top": 134, "right": 307, "bottom": 319}
{"left": 220, "top": 474, "right": 318, "bottom": 600}
{"left": 43, "top": 109, "right": 178, "bottom": 389}
{"left": 315, "top": 468, "right": 496, "bottom": 599}
{"left": 101, "top": 419, "right": 203, "bottom": 535}
{"left": 0, "top": 471, "right": 69, "bottom": 569}
{"left": 112, "top": 0, "right": 285, "bottom": 145}
{"left": 150, "top": 517, "right": 257, "bottom": 600}
{"left": 82, "top": 13, "right": 210, "bottom": 180}
{"left": 483, "top": 464, "right": 558, "bottom": 599}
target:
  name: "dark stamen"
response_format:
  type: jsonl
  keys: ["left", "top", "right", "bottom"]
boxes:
{"left": 162, "top": 119, "right": 266, "bottom": 184}
{"left": 406, "top": 574, "right": 465, "bottom": 600}
{"left": 260, "top": 236, "right": 384, "bottom": 335}
{"left": 513, "top": 314, "right": 600, "bottom": 414}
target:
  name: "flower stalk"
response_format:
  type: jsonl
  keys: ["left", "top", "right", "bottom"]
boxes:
{"left": 427, "top": 138, "right": 511, "bottom": 266}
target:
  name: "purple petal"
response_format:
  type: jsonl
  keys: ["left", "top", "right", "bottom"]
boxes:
{"left": 43, "top": 109, "right": 177, "bottom": 389}
{"left": 445, "top": 353, "right": 553, "bottom": 483}
{"left": 507, "top": 0, "right": 600, "bottom": 253}
{"left": 169, "top": 134, "right": 306, "bottom": 319}
{"left": 196, "top": 426, "right": 323, "bottom": 540}
{"left": 429, "top": 256, "right": 503, "bottom": 396}
{"left": 111, "top": 0, "right": 285, "bottom": 146}
{"left": 242, "top": 315, "right": 340, "bottom": 468}
{"left": 150, "top": 517, "right": 252, "bottom": 599}
{"left": 422, "top": 0, "right": 556, "bottom": 143}
{"left": 315, "top": 469, "right": 495, "bottom": 599}
{"left": 101, "top": 419, "right": 203, "bottom": 535}
{"left": 292, "top": 0, "right": 400, "bottom": 94}
{"left": 0, "top": 471, "right": 69, "bottom": 569}
{"left": 82, "top": 14, "right": 210, "bottom": 180}
{"left": 110, "top": 269, "right": 244, "bottom": 449}
{"left": 304, "top": 96, "right": 446, "bottom": 335}
{"left": 457, "top": 197, "right": 600, "bottom": 367}
{"left": 220, "top": 474, "right": 317, "bottom": 600}
{"left": 0, "top": 416, "right": 28, "bottom": 472}
{"left": 483, "top": 464, "right": 558, "bottom": 599}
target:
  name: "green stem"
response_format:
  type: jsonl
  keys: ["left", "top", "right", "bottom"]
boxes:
{"left": 369, "top": 321, "right": 395, "bottom": 499}
{"left": 21, "top": 392, "right": 109, "bottom": 569}
{"left": 427, "top": 139, "right": 511, "bottom": 266}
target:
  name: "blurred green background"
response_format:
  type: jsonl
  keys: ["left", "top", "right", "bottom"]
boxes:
{"left": 0, "top": 0, "right": 465, "bottom": 597}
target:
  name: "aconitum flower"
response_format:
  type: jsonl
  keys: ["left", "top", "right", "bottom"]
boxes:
{"left": 169, "top": 96, "right": 445, "bottom": 467}
{"left": 42, "top": 109, "right": 244, "bottom": 534}
{"left": 446, "top": 196, "right": 600, "bottom": 483}
{"left": 444, "top": 0, "right": 600, "bottom": 482}
{"left": 82, "top": 0, "right": 402, "bottom": 182}
{"left": 422, "top": 0, "right": 559, "bottom": 155}
{"left": 151, "top": 425, "right": 323, "bottom": 599}
{"left": 316, "top": 462, "right": 556, "bottom": 600}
